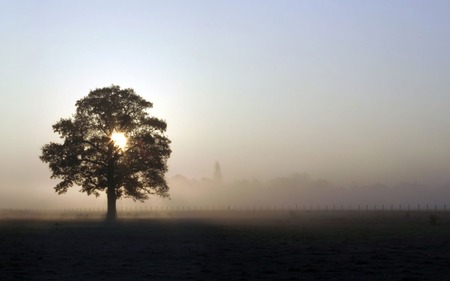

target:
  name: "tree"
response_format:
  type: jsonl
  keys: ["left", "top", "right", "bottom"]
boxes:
{"left": 40, "top": 85, "right": 171, "bottom": 221}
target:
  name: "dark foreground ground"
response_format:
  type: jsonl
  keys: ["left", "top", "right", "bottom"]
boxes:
{"left": 1, "top": 211, "right": 450, "bottom": 280}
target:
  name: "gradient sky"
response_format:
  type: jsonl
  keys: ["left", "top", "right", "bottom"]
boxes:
{"left": 1, "top": 0, "right": 450, "bottom": 208}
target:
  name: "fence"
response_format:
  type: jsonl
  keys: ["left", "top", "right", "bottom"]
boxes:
{"left": 0, "top": 203, "right": 449, "bottom": 220}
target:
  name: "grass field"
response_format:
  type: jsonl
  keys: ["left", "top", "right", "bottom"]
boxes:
{"left": 1, "top": 210, "right": 450, "bottom": 280}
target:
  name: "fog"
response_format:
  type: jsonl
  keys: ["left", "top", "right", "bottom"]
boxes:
{"left": 162, "top": 169, "right": 450, "bottom": 210}
{"left": 3, "top": 162, "right": 450, "bottom": 211}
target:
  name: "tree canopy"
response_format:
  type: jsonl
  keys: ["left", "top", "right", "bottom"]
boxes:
{"left": 40, "top": 85, "right": 171, "bottom": 220}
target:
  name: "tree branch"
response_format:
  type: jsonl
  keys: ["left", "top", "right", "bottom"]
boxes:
{"left": 79, "top": 157, "right": 107, "bottom": 167}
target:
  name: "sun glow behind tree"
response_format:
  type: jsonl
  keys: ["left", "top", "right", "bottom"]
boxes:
{"left": 111, "top": 131, "right": 127, "bottom": 150}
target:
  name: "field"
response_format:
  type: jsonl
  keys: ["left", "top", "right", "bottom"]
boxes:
{"left": 1, "top": 210, "right": 450, "bottom": 280}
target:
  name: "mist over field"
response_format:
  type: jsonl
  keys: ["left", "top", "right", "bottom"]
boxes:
{"left": 4, "top": 168, "right": 449, "bottom": 211}
{"left": 167, "top": 173, "right": 450, "bottom": 209}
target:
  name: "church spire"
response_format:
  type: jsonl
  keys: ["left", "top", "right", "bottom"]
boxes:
{"left": 214, "top": 161, "right": 223, "bottom": 183}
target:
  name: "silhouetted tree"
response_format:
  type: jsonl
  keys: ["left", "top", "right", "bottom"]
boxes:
{"left": 40, "top": 85, "right": 171, "bottom": 221}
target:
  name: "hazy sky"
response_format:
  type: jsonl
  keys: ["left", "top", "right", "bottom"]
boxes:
{"left": 1, "top": 1, "right": 450, "bottom": 208}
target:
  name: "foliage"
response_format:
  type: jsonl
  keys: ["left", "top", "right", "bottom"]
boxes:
{"left": 40, "top": 85, "right": 171, "bottom": 202}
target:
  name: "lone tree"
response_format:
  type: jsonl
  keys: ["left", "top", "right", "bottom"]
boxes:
{"left": 40, "top": 85, "right": 171, "bottom": 221}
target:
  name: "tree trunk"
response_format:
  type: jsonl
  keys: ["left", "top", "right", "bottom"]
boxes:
{"left": 106, "top": 142, "right": 117, "bottom": 221}
{"left": 106, "top": 185, "right": 117, "bottom": 221}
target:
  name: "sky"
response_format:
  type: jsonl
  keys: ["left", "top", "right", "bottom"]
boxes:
{"left": 1, "top": 0, "right": 450, "bottom": 209}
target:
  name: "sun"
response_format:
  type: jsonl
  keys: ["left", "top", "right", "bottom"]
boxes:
{"left": 111, "top": 131, "right": 127, "bottom": 150}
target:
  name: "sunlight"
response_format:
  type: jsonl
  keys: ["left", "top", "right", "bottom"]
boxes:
{"left": 111, "top": 131, "right": 127, "bottom": 150}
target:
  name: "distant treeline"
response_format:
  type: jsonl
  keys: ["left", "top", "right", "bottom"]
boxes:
{"left": 167, "top": 173, "right": 450, "bottom": 207}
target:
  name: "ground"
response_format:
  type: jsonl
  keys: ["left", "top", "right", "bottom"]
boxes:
{"left": 1, "top": 210, "right": 450, "bottom": 280}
